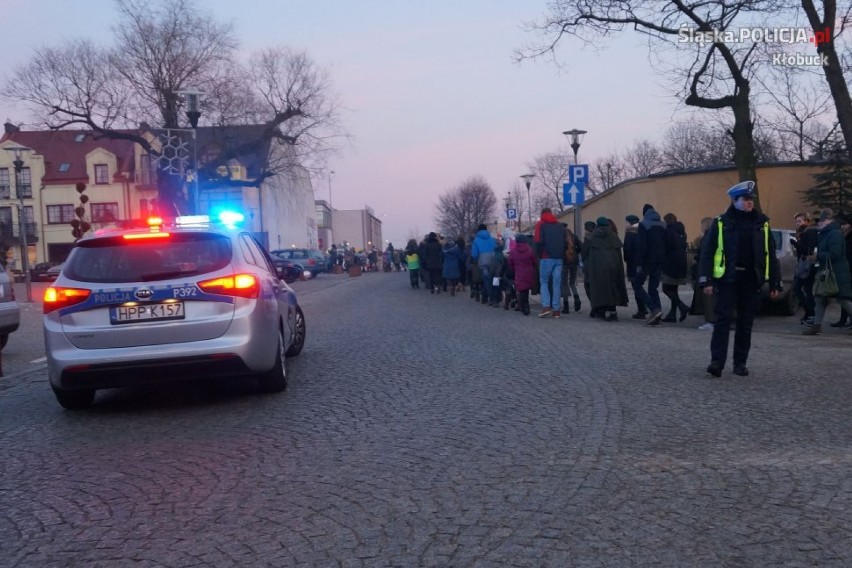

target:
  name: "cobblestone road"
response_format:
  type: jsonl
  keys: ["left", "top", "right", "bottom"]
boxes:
{"left": 1, "top": 272, "right": 851, "bottom": 566}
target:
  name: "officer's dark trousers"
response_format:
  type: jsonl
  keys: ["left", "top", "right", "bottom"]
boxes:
{"left": 710, "top": 271, "right": 761, "bottom": 367}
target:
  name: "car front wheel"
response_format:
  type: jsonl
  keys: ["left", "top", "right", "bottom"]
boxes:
{"left": 52, "top": 386, "right": 95, "bottom": 410}
{"left": 258, "top": 328, "right": 287, "bottom": 393}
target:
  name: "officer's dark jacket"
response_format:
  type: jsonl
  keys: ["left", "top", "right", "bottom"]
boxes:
{"left": 697, "top": 205, "right": 781, "bottom": 290}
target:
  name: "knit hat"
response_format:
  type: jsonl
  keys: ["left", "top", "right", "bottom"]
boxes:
{"left": 817, "top": 208, "right": 834, "bottom": 223}
{"left": 596, "top": 216, "right": 609, "bottom": 227}
{"left": 625, "top": 214, "right": 640, "bottom": 224}
{"left": 516, "top": 234, "right": 528, "bottom": 244}
{"left": 642, "top": 204, "right": 654, "bottom": 215}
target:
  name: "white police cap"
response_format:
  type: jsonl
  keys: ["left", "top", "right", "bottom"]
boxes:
{"left": 727, "top": 180, "right": 756, "bottom": 199}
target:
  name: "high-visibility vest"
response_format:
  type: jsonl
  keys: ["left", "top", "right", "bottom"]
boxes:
{"left": 712, "top": 217, "right": 770, "bottom": 279}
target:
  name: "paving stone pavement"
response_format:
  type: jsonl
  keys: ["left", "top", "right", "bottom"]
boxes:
{"left": 1, "top": 271, "right": 852, "bottom": 567}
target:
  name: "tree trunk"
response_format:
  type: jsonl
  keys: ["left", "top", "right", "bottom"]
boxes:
{"left": 730, "top": 93, "right": 758, "bottom": 182}
{"left": 801, "top": 0, "right": 852, "bottom": 159}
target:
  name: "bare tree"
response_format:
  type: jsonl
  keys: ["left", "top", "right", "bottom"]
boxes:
{"left": 518, "top": 0, "right": 786, "bottom": 197}
{"left": 527, "top": 150, "right": 572, "bottom": 214}
{"left": 435, "top": 176, "right": 497, "bottom": 238}
{"left": 622, "top": 139, "right": 663, "bottom": 178}
{"left": 1, "top": 0, "right": 344, "bottom": 211}
{"left": 590, "top": 153, "right": 629, "bottom": 192}
{"left": 754, "top": 63, "right": 834, "bottom": 160}
{"left": 658, "top": 120, "right": 735, "bottom": 169}
{"left": 111, "top": 0, "right": 237, "bottom": 129}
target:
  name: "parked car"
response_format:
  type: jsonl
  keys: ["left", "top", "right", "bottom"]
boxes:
{"left": 764, "top": 228, "right": 798, "bottom": 315}
{"left": 0, "top": 266, "right": 20, "bottom": 350}
{"left": 45, "top": 262, "right": 65, "bottom": 282}
{"left": 270, "top": 256, "right": 305, "bottom": 283}
{"left": 271, "top": 248, "right": 328, "bottom": 278}
{"left": 43, "top": 214, "right": 306, "bottom": 409}
{"left": 31, "top": 261, "right": 62, "bottom": 282}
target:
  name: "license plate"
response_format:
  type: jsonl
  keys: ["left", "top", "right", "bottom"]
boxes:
{"left": 110, "top": 302, "right": 185, "bottom": 325}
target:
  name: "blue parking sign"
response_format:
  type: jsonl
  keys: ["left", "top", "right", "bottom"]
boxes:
{"left": 507, "top": 208, "right": 517, "bottom": 220}
{"left": 568, "top": 164, "right": 589, "bottom": 184}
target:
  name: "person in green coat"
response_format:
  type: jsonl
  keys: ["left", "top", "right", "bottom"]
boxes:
{"left": 585, "top": 217, "right": 629, "bottom": 321}
{"left": 803, "top": 209, "right": 852, "bottom": 335}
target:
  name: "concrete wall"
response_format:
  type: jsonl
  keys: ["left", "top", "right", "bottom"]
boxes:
{"left": 559, "top": 163, "right": 826, "bottom": 240}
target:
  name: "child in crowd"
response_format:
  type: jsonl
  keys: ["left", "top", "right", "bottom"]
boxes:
{"left": 508, "top": 234, "right": 538, "bottom": 316}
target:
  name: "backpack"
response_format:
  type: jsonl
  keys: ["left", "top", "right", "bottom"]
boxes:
{"left": 564, "top": 228, "right": 576, "bottom": 265}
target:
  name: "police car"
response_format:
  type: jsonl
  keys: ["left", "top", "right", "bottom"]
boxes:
{"left": 43, "top": 213, "right": 306, "bottom": 409}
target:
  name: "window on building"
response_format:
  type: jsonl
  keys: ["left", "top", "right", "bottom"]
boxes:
{"left": 94, "top": 164, "right": 109, "bottom": 185}
{"left": 139, "top": 154, "right": 157, "bottom": 186}
{"left": 46, "top": 204, "right": 75, "bottom": 224}
{"left": 59, "top": 163, "right": 71, "bottom": 173}
{"left": 91, "top": 202, "right": 119, "bottom": 223}
{"left": 0, "top": 207, "right": 12, "bottom": 238}
{"left": 0, "top": 168, "right": 9, "bottom": 199}
{"left": 18, "top": 167, "right": 32, "bottom": 198}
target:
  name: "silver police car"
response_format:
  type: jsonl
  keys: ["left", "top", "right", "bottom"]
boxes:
{"left": 43, "top": 214, "right": 306, "bottom": 409}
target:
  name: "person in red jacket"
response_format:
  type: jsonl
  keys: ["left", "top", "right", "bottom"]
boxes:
{"left": 508, "top": 234, "right": 539, "bottom": 316}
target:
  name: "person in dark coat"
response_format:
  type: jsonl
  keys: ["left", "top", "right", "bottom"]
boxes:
{"left": 661, "top": 212, "right": 690, "bottom": 322}
{"left": 508, "top": 234, "right": 538, "bottom": 315}
{"left": 581, "top": 221, "right": 597, "bottom": 317}
{"left": 622, "top": 214, "right": 646, "bottom": 318}
{"left": 455, "top": 235, "right": 467, "bottom": 293}
{"left": 793, "top": 212, "right": 819, "bottom": 326}
{"left": 802, "top": 209, "right": 852, "bottom": 335}
{"left": 586, "top": 217, "right": 629, "bottom": 321}
{"left": 635, "top": 204, "right": 668, "bottom": 324}
{"left": 421, "top": 232, "right": 443, "bottom": 294}
{"left": 441, "top": 239, "right": 462, "bottom": 296}
{"left": 830, "top": 214, "right": 852, "bottom": 328}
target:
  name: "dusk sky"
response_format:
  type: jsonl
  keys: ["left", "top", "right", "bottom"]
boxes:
{"left": 0, "top": 0, "right": 679, "bottom": 246}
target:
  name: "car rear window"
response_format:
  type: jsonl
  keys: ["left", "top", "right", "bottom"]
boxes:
{"left": 64, "top": 232, "right": 233, "bottom": 283}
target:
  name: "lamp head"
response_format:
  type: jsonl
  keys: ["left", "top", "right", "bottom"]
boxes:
{"left": 520, "top": 173, "right": 535, "bottom": 188}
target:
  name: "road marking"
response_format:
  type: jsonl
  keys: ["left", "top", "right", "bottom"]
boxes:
{"left": 31, "top": 357, "right": 47, "bottom": 364}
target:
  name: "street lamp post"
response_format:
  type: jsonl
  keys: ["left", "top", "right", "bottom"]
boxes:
{"left": 328, "top": 169, "right": 335, "bottom": 209}
{"left": 3, "top": 146, "right": 33, "bottom": 302}
{"left": 177, "top": 88, "right": 203, "bottom": 214}
{"left": 504, "top": 193, "right": 512, "bottom": 229}
{"left": 520, "top": 174, "right": 535, "bottom": 232}
{"left": 562, "top": 128, "right": 587, "bottom": 234}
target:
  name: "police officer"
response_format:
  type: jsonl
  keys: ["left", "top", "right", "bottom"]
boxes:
{"left": 697, "top": 181, "right": 782, "bottom": 377}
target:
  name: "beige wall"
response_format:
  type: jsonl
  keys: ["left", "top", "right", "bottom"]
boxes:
{"left": 559, "top": 163, "right": 825, "bottom": 240}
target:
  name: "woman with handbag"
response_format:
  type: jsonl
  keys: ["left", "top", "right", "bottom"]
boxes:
{"left": 803, "top": 209, "right": 852, "bottom": 335}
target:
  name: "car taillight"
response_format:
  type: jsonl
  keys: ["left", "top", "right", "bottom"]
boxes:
{"left": 123, "top": 231, "right": 170, "bottom": 241}
{"left": 307, "top": 258, "right": 316, "bottom": 265}
{"left": 197, "top": 274, "right": 259, "bottom": 299}
{"left": 43, "top": 287, "right": 91, "bottom": 314}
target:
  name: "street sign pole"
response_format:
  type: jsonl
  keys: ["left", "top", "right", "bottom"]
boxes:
{"left": 564, "top": 164, "right": 588, "bottom": 234}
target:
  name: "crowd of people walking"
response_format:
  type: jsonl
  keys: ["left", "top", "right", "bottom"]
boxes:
{"left": 384, "top": 181, "right": 851, "bottom": 378}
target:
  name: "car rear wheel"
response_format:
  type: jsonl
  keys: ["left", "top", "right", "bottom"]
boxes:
{"left": 258, "top": 328, "right": 287, "bottom": 393}
{"left": 52, "top": 386, "right": 95, "bottom": 410}
{"left": 286, "top": 306, "right": 305, "bottom": 357}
